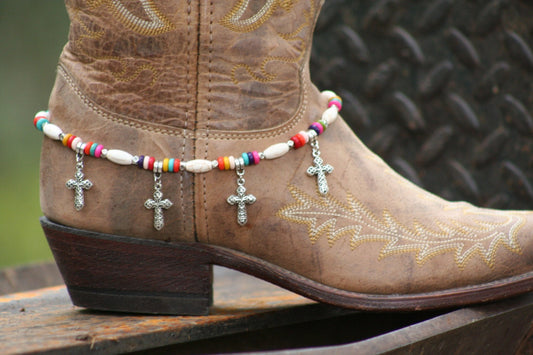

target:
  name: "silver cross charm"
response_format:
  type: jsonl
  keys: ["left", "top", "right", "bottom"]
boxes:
{"left": 144, "top": 172, "right": 173, "bottom": 231}
{"left": 66, "top": 152, "right": 93, "bottom": 211}
{"left": 227, "top": 169, "right": 256, "bottom": 226}
{"left": 307, "top": 139, "right": 333, "bottom": 195}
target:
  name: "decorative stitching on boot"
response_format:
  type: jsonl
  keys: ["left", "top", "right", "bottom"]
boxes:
{"left": 220, "top": 0, "right": 295, "bottom": 33}
{"left": 182, "top": 0, "right": 193, "bottom": 239}
{"left": 278, "top": 185, "right": 525, "bottom": 269}
{"left": 202, "top": 0, "right": 216, "bottom": 240}
{"left": 58, "top": 64, "right": 310, "bottom": 141}
{"left": 87, "top": 0, "right": 175, "bottom": 36}
{"left": 70, "top": 5, "right": 159, "bottom": 86}
{"left": 229, "top": 0, "right": 315, "bottom": 85}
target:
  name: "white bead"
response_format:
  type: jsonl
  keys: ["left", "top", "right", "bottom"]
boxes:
{"left": 35, "top": 110, "right": 50, "bottom": 120}
{"left": 263, "top": 143, "right": 290, "bottom": 160}
{"left": 106, "top": 149, "right": 134, "bottom": 165}
{"left": 321, "top": 90, "right": 337, "bottom": 100}
{"left": 322, "top": 106, "right": 339, "bottom": 125}
{"left": 299, "top": 131, "right": 309, "bottom": 143}
{"left": 71, "top": 137, "right": 82, "bottom": 151}
{"left": 185, "top": 159, "right": 213, "bottom": 173}
{"left": 43, "top": 123, "right": 63, "bottom": 140}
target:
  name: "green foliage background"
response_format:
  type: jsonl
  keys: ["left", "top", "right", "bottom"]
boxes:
{"left": 0, "top": 1, "right": 69, "bottom": 267}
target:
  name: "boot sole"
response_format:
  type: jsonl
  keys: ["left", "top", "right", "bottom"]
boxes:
{"left": 41, "top": 216, "right": 533, "bottom": 315}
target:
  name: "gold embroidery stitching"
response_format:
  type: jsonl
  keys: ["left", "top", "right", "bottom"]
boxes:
{"left": 71, "top": 2, "right": 162, "bottom": 86}
{"left": 220, "top": 0, "right": 295, "bottom": 33}
{"left": 87, "top": 0, "right": 175, "bottom": 36}
{"left": 277, "top": 185, "right": 524, "bottom": 268}
{"left": 228, "top": 0, "right": 315, "bottom": 84}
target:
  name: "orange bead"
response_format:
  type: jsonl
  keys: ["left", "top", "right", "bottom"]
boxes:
{"left": 62, "top": 133, "right": 72, "bottom": 146}
{"left": 217, "top": 157, "right": 225, "bottom": 170}
{"left": 84, "top": 142, "right": 93, "bottom": 155}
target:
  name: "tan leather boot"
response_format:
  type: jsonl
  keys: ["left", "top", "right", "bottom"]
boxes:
{"left": 38, "top": 0, "right": 533, "bottom": 315}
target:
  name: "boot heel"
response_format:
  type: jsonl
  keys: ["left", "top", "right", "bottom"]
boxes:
{"left": 40, "top": 217, "right": 213, "bottom": 315}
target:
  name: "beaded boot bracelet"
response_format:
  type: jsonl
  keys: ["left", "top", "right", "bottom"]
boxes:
{"left": 34, "top": 90, "right": 343, "bottom": 229}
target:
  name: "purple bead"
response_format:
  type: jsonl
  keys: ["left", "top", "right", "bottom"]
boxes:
{"left": 137, "top": 155, "right": 145, "bottom": 168}
{"left": 309, "top": 124, "right": 321, "bottom": 136}
{"left": 247, "top": 152, "right": 255, "bottom": 165}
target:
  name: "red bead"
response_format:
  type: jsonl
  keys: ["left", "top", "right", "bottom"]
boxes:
{"left": 296, "top": 133, "right": 307, "bottom": 146}
{"left": 291, "top": 136, "right": 303, "bottom": 149}
{"left": 148, "top": 156, "right": 155, "bottom": 171}
{"left": 173, "top": 159, "right": 181, "bottom": 172}
{"left": 84, "top": 142, "right": 93, "bottom": 155}
{"left": 217, "top": 157, "right": 225, "bottom": 171}
{"left": 67, "top": 135, "right": 76, "bottom": 149}
{"left": 33, "top": 114, "right": 47, "bottom": 127}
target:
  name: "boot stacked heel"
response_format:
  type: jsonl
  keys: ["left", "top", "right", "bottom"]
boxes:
{"left": 40, "top": 217, "right": 213, "bottom": 315}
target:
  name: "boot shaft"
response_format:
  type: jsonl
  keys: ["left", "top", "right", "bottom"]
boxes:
{"left": 61, "top": 0, "right": 323, "bottom": 132}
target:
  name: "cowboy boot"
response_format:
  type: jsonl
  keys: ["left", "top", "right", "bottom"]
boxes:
{"left": 37, "top": 0, "right": 533, "bottom": 315}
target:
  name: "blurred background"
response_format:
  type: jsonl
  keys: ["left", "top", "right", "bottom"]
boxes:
{"left": 0, "top": 1, "right": 68, "bottom": 267}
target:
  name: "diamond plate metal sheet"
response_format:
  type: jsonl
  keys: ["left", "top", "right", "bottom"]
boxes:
{"left": 311, "top": 0, "right": 533, "bottom": 209}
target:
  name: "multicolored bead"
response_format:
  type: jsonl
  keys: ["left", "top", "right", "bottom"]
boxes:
{"left": 290, "top": 135, "right": 304, "bottom": 149}
{"left": 137, "top": 155, "right": 145, "bottom": 169}
{"left": 163, "top": 158, "right": 170, "bottom": 172}
{"left": 242, "top": 152, "right": 250, "bottom": 166}
{"left": 309, "top": 123, "right": 323, "bottom": 136}
{"left": 328, "top": 96, "right": 343, "bottom": 111}
{"left": 33, "top": 111, "right": 50, "bottom": 132}
{"left": 218, "top": 156, "right": 225, "bottom": 170}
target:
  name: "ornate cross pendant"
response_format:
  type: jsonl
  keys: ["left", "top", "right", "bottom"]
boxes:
{"left": 144, "top": 172, "right": 173, "bottom": 231}
{"left": 66, "top": 152, "right": 93, "bottom": 211}
{"left": 227, "top": 169, "right": 256, "bottom": 226}
{"left": 306, "top": 139, "right": 333, "bottom": 195}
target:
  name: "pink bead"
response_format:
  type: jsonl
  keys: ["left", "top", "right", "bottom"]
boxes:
{"left": 94, "top": 144, "right": 104, "bottom": 158}
{"left": 70, "top": 137, "right": 82, "bottom": 151}
{"left": 252, "top": 151, "right": 260, "bottom": 165}
{"left": 143, "top": 156, "right": 150, "bottom": 170}
{"left": 298, "top": 131, "right": 309, "bottom": 144}
{"left": 328, "top": 100, "right": 342, "bottom": 111}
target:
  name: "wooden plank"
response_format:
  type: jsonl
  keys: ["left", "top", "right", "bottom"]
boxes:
{"left": 290, "top": 293, "right": 533, "bottom": 355}
{"left": 2, "top": 262, "right": 531, "bottom": 354}
{"left": 0, "top": 262, "right": 63, "bottom": 295}
{"left": 0, "top": 267, "right": 354, "bottom": 354}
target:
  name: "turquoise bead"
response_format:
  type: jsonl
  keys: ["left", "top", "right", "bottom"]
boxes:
{"left": 90, "top": 143, "right": 98, "bottom": 156}
{"left": 242, "top": 152, "right": 250, "bottom": 166}
{"left": 36, "top": 118, "right": 48, "bottom": 131}
{"left": 169, "top": 158, "right": 175, "bottom": 172}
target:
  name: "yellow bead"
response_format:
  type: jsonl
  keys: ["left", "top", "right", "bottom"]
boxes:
{"left": 163, "top": 158, "right": 169, "bottom": 172}
{"left": 224, "top": 156, "right": 230, "bottom": 170}
{"left": 62, "top": 133, "right": 72, "bottom": 146}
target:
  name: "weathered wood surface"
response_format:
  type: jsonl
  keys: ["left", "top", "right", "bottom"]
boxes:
{"left": 0, "top": 262, "right": 63, "bottom": 295}
{"left": 0, "top": 266, "right": 355, "bottom": 354}
{"left": 291, "top": 293, "right": 533, "bottom": 355}
{"left": 1, "top": 263, "right": 532, "bottom": 354}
